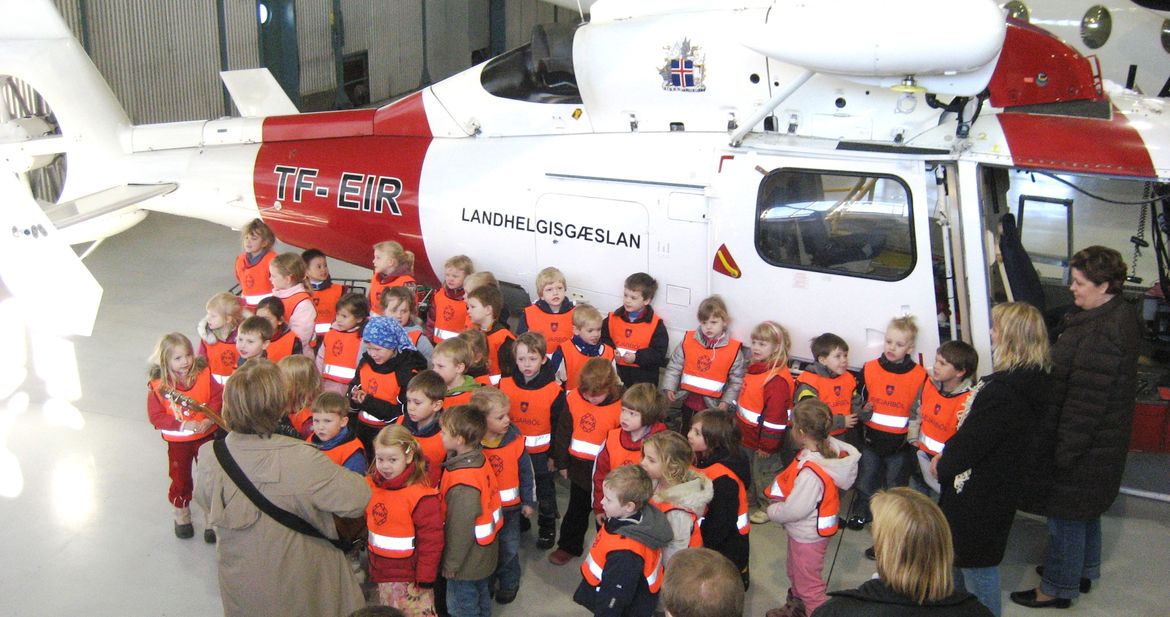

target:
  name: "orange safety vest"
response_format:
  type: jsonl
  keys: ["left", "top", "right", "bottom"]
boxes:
{"left": 445, "top": 389, "right": 476, "bottom": 409}
{"left": 365, "top": 479, "right": 438, "bottom": 558}
{"left": 266, "top": 328, "right": 298, "bottom": 363}
{"left": 523, "top": 305, "right": 575, "bottom": 350}
{"left": 280, "top": 289, "right": 313, "bottom": 324}
{"left": 765, "top": 458, "right": 841, "bottom": 537}
{"left": 600, "top": 428, "right": 645, "bottom": 470}
{"left": 652, "top": 497, "right": 703, "bottom": 548}
{"left": 917, "top": 381, "right": 971, "bottom": 456}
{"left": 483, "top": 435, "right": 526, "bottom": 507}
{"left": 485, "top": 327, "right": 516, "bottom": 385}
{"left": 696, "top": 463, "right": 750, "bottom": 535}
{"left": 432, "top": 289, "right": 468, "bottom": 341}
{"left": 581, "top": 524, "right": 664, "bottom": 593}
{"left": 472, "top": 374, "right": 493, "bottom": 387}
{"left": 321, "top": 328, "right": 362, "bottom": 383}
{"left": 794, "top": 371, "right": 857, "bottom": 436}
{"left": 440, "top": 461, "right": 503, "bottom": 545}
{"left": 608, "top": 312, "right": 661, "bottom": 366}
{"left": 559, "top": 341, "right": 615, "bottom": 392}
{"left": 737, "top": 367, "right": 794, "bottom": 442}
{"left": 566, "top": 390, "right": 622, "bottom": 461}
{"left": 356, "top": 363, "right": 405, "bottom": 427}
{"left": 149, "top": 368, "right": 217, "bottom": 442}
{"left": 235, "top": 250, "right": 276, "bottom": 308}
{"left": 289, "top": 406, "right": 312, "bottom": 436}
{"left": 205, "top": 339, "right": 240, "bottom": 384}
{"left": 407, "top": 329, "right": 424, "bottom": 347}
{"left": 862, "top": 360, "right": 927, "bottom": 435}
{"left": 498, "top": 377, "right": 561, "bottom": 454}
{"left": 369, "top": 273, "right": 416, "bottom": 314}
{"left": 679, "top": 333, "right": 742, "bottom": 397}
{"left": 312, "top": 284, "right": 345, "bottom": 335}
{"left": 309, "top": 433, "right": 365, "bottom": 467}
{"left": 394, "top": 416, "right": 446, "bottom": 487}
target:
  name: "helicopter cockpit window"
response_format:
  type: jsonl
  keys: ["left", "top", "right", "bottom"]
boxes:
{"left": 480, "top": 23, "right": 582, "bottom": 104}
{"left": 755, "top": 169, "right": 915, "bottom": 281}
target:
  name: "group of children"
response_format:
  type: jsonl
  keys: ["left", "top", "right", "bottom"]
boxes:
{"left": 144, "top": 218, "right": 982, "bottom": 617}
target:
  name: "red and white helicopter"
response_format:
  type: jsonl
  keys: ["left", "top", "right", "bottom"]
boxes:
{"left": 1, "top": 0, "right": 1168, "bottom": 378}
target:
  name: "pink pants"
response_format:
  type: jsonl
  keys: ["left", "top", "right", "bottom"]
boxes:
{"left": 787, "top": 535, "right": 829, "bottom": 614}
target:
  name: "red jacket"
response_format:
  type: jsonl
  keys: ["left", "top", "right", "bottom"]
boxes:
{"left": 366, "top": 463, "right": 444, "bottom": 584}
{"left": 145, "top": 368, "right": 224, "bottom": 434}
{"left": 591, "top": 422, "right": 668, "bottom": 512}
{"left": 739, "top": 362, "right": 793, "bottom": 453}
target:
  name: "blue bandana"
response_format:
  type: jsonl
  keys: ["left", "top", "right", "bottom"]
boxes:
{"left": 362, "top": 316, "right": 416, "bottom": 352}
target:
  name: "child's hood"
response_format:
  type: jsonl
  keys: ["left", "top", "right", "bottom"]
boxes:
{"left": 197, "top": 316, "right": 236, "bottom": 345}
{"left": 798, "top": 436, "right": 861, "bottom": 490}
{"left": 490, "top": 423, "right": 524, "bottom": 448}
{"left": 401, "top": 413, "right": 441, "bottom": 438}
{"left": 934, "top": 376, "right": 974, "bottom": 397}
{"left": 655, "top": 470, "right": 714, "bottom": 513}
{"left": 613, "top": 504, "right": 673, "bottom": 550}
{"left": 447, "top": 375, "right": 482, "bottom": 396}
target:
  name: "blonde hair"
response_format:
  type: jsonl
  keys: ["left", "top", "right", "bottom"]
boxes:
{"left": 604, "top": 463, "right": 653, "bottom": 510}
{"left": 456, "top": 328, "right": 488, "bottom": 365}
{"left": 572, "top": 303, "right": 604, "bottom": 329}
{"left": 223, "top": 358, "right": 287, "bottom": 436}
{"left": 464, "top": 271, "right": 498, "bottom": 294}
{"left": 514, "top": 331, "right": 548, "bottom": 359}
{"left": 444, "top": 254, "right": 475, "bottom": 276}
{"left": 206, "top": 292, "right": 244, "bottom": 330}
{"left": 373, "top": 425, "right": 430, "bottom": 486}
{"left": 278, "top": 354, "right": 321, "bottom": 411}
{"left": 791, "top": 398, "right": 835, "bottom": 458}
{"left": 888, "top": 315, "right": 919, "bottom": 341}
{"left": 271, "top": 252, "right": 309, "bottom": 289}
{"left": 470, "top": 385, "right": 510, "bottom": 414}
{"left": 644, "top": 430, "right": 693, "bottom": 486}
{"left": 374, "top": 240, "right": 415, "bottom": 271}
{"left": 697, "top": 295, "right": 730, "bottom": 323}
{"left": 621, "top": 383, "right": 665, "bottom": 426}
{"left": 871, "top": 488, "right": 955, "bottom": 603}
{"left": 990, "top": 302, "right": 1051, "bottom": 372}
{"left": 751, "top": 320, "right": 791, "bottom": 371}
{"left": 578, "top": 357, "right": 621, "bottom": 400}
{"left": 535, "top": 267, "right": 567, "bottom": 294}
{"left": 380, "top": 286, "right": 419, "bottom": 324}
{"left": 433, "top": 338, "right": 472, "bottom": 370}
{"left": 147, "top": 332, "right": 206, "bottom": 387}
{"left": 241, "top": 218, "right": 274, "bottom": 248}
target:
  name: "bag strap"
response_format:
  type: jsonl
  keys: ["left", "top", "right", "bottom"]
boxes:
{"left": 213, "top": 439, "right": 348, "bottom": 551}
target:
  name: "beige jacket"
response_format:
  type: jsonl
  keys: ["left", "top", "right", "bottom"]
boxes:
{"left": 195, "top": 433, "right": 371, "bottom": 617}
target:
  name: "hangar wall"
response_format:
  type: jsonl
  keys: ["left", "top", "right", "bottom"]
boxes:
{"left": 45, "top": 0, "right": 567, "bottom": 125}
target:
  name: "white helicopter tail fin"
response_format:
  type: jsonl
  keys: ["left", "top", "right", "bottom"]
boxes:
{"left": 220, "top": 69, "right": 299, "bottom": 118}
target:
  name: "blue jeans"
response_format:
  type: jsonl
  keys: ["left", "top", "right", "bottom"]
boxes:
{"left": 446, "top": 577, "right": 491, "bottom": 617}
{"left": 853, "top": 445, "right": 911, "bottom": 519}
{"left": 955, "top": 566, "right": 1002, "bottom": 617}
{"left": 1040, "top": 516, "right": 1101, "bottom": 599}
{"left": 531, "top": 452, "right": 559, "bottom": 531}
{"left": 493, "top": 509, "right": 522, "bottom": 594}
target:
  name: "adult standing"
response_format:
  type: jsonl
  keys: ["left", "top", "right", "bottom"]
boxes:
{"left": 195, "top": 359, "right": 371, "bottom": 617}
{"left": 935, "top": 302, "right": 1051, "bottom": 616}
{"left": 1011, "top": 246, "right": 1140, "bottom": 609}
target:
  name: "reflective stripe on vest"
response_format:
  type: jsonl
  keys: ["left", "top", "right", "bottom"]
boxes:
{"left": 653, "top": 499, "right": 703, "bottom": 547}
{"left": 314, "top": 322, "right": 331, "bottom": 334}
{"left": 696, "top": 462, "right": 750, "bottom": 535}
{"left": 498, "top": 376, "right": 561, "bottom": 454}
{"left": 917, "top": 380, "right": 969, "bottom": 456}
{"left": 205, "top": 340, "right": 239, "bottom": 384}
{"left": 484, "top": 436, "right": 525, "bottom": 507}
{"left": 150, "top": 369, "right": 216, "bottom": 443}
{"left": 485, "top": 328, "right": 516, "bottom": 384}
{"left": 321, "top": 329, "right": 362, "bottom": 383}
{"left": 236, "top": 251, "right": 275, "bottom": 308}
{"left": 243, "top": 292, "right": 272, "bottom": 305}
{"left": 920, "top": 433, "right": 947, "bottom": 456}
{"left": 368, "top": 530, "right": 414, "bottom": 553}
{"left": 434, "top": 328, "right": 460, "bottom": 340}
{"left": 440, "top": 461, "right": 503, "bottom": 546}
{"left": 476, "top": 507, "right": 503, "bottom": 541}
{"left": 366, "top": 479, "right": 436, "bottom": 558}
{"left": 607, "top": 312, "right": 661, "bottom": 367}
{"left": 311, "top": 284, "right": 343, "bottom": 333}
{"left": 794, "top": 370, "right": 856, "bottom": 436}
{"left": 324, "top": 364, "right": 357, "bottom": 380}
{"left": 766, "top": 458, "right": 841, "bottom": 537}
{"left": 581, "top": 526, "right": 664, "bottom": 593}
{"left": 569, "top": 438, "right": 604, "bottom": 458}
{"left": 524, "top": 434, "right": 551, "bottom": 449}
{"left": 868, "top": 411, "right": 910, "bottom": 430}
{"left": 679, "top": 333, "right": 741, "bottom": 397}
{"left": 432, "top": 290, "right": 468, "bottom": 341}
{"left": 358, "top": 410, "right": 388, "bottom": 427}
{"left": 499, "top": 487, "right": 519, "bottom": 504}
{"left": 566, "top": 390, "right": 621, "bottom": 461}
{"left": 862, "top": 359, "right": 926, "bottom": 435}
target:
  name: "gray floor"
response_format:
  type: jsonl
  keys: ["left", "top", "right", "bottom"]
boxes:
{"left": 1, "top": 212, "right": 1168, "bottom": 616}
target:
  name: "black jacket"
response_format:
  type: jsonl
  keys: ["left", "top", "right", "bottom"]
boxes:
{"left": 1025, "top": 295, "right": 1140, "bottom": 520}
{"left": 346, "top": 349, "right": 428, "bottom": 423}
{"left": 812, "top": 579, "right": 992, "bottom": 617}
{"left": 601, "top": 306, "right": 668, "bottom": 387}
{"left": 694, "top": 447, "right": 751, "bottom": 572}
{"left": 937, "top": 367, "right": 1049, "bottom": 568}
{"left": 572, "top": 505, "right": 672, "bottom": 617}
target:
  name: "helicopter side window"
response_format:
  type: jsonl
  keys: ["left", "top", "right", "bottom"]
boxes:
{"left": 480, "top": 23, "right": 582, "bottom": 105}
{"left": 755, "top": 169, "right": 915, "bottom": 281}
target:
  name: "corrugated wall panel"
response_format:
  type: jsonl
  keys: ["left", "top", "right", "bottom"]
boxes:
{"left": 86, "top": 2, "right": 222, "bottom": 124}
{"left": 372, "top": 0, "right": 424, "bottom": 99}
{"left": 427, "top": 0, "right": 474, "bottom": 83}
{"left": 505, "top": 0, "right": 564, "bottom": 50}
{"left": 340, "top": 0, "right": 370, "bottom": 56}
{"left": 296, "top": 0, "right": 336, "bottom": 95}
{"left": 224, "top": 0, "right": 261, "bottom": 71}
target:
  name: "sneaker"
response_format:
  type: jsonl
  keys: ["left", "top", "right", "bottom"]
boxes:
{"left": 864, "top": 546, "right": 875, "bottom": 560}
{"left": 845, "top": 515, "right": 869, "bottom": 530}
{"left": 495, "top": 588, "right": 518, "bottom": 604}
{"left": 174, "top": 521, "right": 194, "bottom": 539}
{"left": 204, "top": 528, "right": 217, "bottom": 544}
{"left": 750, "top": 510, "right": 770, "bottom": 525}
{"left": 548, "top": 548, "right": 576, "bottom": 566}
{"left": 537, "top": 528, "right": 556, "bottom": 550}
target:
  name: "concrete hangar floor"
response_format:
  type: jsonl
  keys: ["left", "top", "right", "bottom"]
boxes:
{"left": 0, "top": 212, "right": 1167, "bottom": 616}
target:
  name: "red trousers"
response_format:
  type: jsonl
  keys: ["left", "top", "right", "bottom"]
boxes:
{"left": 166, "top": 434, "right": 214, "bottom": 508}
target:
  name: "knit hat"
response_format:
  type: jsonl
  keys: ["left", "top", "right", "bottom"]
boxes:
{"left": 362, "top": 316, "right": 416, "bottom": 351}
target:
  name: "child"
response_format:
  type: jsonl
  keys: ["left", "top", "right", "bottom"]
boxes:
{"left": 641, "top": 430, "right": 713, "bottom": 565}
{"left": 317, "top": 292, "right": 370, "bottom": 395}
{"left": 269, "top": 252, "right": 317, "bottom": 349}
{"left": 737, "top": 321, "right": 795, "bottom": 524}
{"left": 572, "top": 464, "right": 672, "bottom": 617}
{"left": 146, "top": 332, "right": 222, "bottom": 541}
{"left": 689, "top": 410, "right": 752, "bottom": 588}
{"left": 383, "top": 286, "right": 434, "bottom": 364}
{"left": 907, "top": 340, "right": 977, "bottom": 499}
{"left": 235, "top": 316, "right": 273, "bottom": 367}
{"left": 552, "top": 303, "right": 616, "bottom": 392}
{"left": 497, "top": 332, "right": 567, "bottom": 548}
{"left": 433, "top": 338, "right": 482, "bottom": 408}
{"left": 197, "top": 292, "right": 243, "bottom": 384}
{"left": 367, "top": 425, "right": 444, "bottom": 616}
{"left": 255, "top": 296, "right": 304, "bottom": 362}
{"left": 602, "top": 272, "right": 669, "bottom": 387}
{"left": 397, "top": 370, "right": 449, "bottom": 488}
{"left": 464, "top": 270, "right": 511, "bottom": 325}
{"left": 303, "top": 248, "right": 347, "bottom": 337}
{"left": 793, "top": 332, "right": 865, "bottom": 444}
{"left": 427, "top": 254, "right": 474, "bottom": 342}
{"left": 471, "top": 387, "right": 536, "bottom": 605}
{"left": 592, "top": 383, "right": 668, "bottom": 519}
{"left": 549, "top": 358, "right": 624, "bottom": 565}
{"left": 370, "top": 240, "right": 417, "bottom": 314}
{"left": 279, "top": 354, "right": 322, "bottom": 438}
{"left": 851, "top": 316, "right": 927, "bottom": 532}
{"left": 765, "top": 399, "right": 860, "bottom": 617}
{"left": 235, "top": 218, "right": 276, "bottom": 311}
{"left": 349, "top": 316, "right": 428, "bottom": 453}
{"left": 457, "top": 329, "right": 493, "bottom": 386}
{"left": 308, "top": 391, "right": 367, "bottom": 475}
{"left": 439, "top": 405, "right": 502, "bottom": 617}
{"left": 662, "top": 295, "right": 747, "bottom": 433}
{"left": 466, "top": 284, "right": 515, "bottom": 385}
{"left": 517, "top": 266, "right": 575, "bottom": 351}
